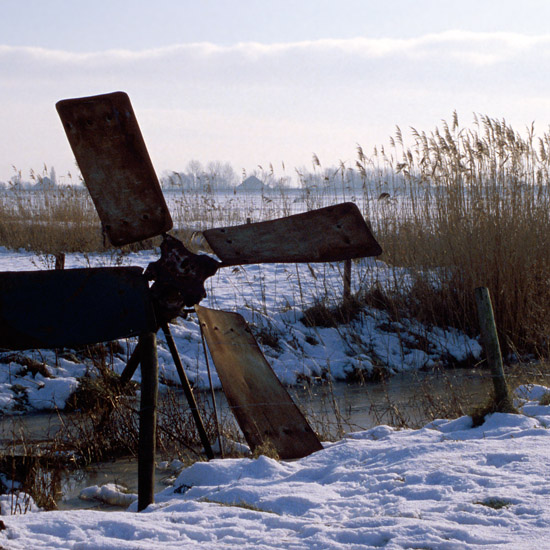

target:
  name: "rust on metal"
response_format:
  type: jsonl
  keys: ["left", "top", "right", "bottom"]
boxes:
{"left": 196, "top": 305, "right": 323, "bottom": 459}
{"left": 56, "top": 91, "right": 172, "bottom": 247}
{"left": 202, "top": 202, "right": 382, "bottom": 266}
{"left": 145, "top": 235, "right": 220, "bottom": 321}
{"left": 0, "top": 267, "right": 156, "bottom": 350}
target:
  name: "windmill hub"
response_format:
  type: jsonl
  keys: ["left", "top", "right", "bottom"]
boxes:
{"left": 144, "top": 234, "right": 221, "bottom": 321}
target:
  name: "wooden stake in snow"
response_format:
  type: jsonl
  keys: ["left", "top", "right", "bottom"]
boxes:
{"left": 474, "top": 287, "right": 516, "bottom": 412}
{"left": 54, "top": 253, "right": 65, "bottom": 270}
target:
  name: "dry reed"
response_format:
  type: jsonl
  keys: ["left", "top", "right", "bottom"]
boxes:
{"left": 362, "top": 113, "right": 550, "bottom": 356}
{"left": 3, "top": 112, "right": 550, "bottom": 358}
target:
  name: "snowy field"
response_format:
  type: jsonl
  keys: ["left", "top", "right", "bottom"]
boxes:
{"left": 1, "top": 234, "right": 550, "bottom": 548}
{"left": 0, "top": 245, "right": 481, "bottom": 414}
{"left": 0, "top": 384, "right": 549, "bottom": 549}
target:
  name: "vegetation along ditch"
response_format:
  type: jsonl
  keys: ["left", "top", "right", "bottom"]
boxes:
{"left": 2, "top": 114, "right": 550, "bottom": 510}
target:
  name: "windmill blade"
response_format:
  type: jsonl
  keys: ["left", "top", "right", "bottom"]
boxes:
{"left": 196, "top": 305, "right": 322, "bottom": 460}
{"left": 202, "top": 202, "right": 382, "bottom": 266}
{"left": 56, "top": 91, "right": 173, "bottom": 247}
{"left": 0, "top": 267, "right": 156, "bottom": 350}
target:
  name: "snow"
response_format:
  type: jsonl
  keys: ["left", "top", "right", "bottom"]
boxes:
{"left": 0, "top": 247, "right": 482, "bottom": 414}
{"left": 0, "top": 386, "right": 549, "bottom": 549}
{"left": 79, "top": 484, "right": 137, "bottom": 508}
{"left": 0, "top": 239, "right": 547, "bottom": 548}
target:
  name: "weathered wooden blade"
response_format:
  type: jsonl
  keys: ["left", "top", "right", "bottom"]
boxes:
{"left": 56, "top": 91, "right": 173, "bottom": 246}
{"left": 0, "top": 267, "right": 156, "bottom": 350}
{"left": 202, "top": 202, "right": 382, "bottom": 266}
{"left": 196, "top": 305, "right": 322, "bottom": 459}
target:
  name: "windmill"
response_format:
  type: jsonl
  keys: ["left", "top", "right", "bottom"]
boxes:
{"left": 0, "top": 92, "right": 382, "bottom": 510}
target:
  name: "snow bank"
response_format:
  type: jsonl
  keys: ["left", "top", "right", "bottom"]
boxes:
{"left": 0, "top": 389, "right": 549, "bottom": 549}
{"left": 79, "top": 484, "right": 137, "bottom": 508}
{"left": 0, "top": 250, "right": 481, "bottom": 414}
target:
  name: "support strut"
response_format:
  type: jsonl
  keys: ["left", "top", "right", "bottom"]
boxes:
{"left": 161, "top": 323, "right": 214, "bottom": 460}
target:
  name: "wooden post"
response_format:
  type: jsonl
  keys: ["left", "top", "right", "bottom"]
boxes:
{"left": 54, "top": 253, "right": 65, "bottom": 270}
{"left": 474, "top": 287, "right": 516, "bottom": 411}
{"left": 138, "top": 331, "right": 158, "bottom": 512}
{"left": 343, "top": 259, "right": 352, "bottom": 303}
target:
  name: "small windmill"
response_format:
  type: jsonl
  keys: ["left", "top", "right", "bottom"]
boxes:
{"left": 0, "top": 92, "right": 382, "bottom": 510}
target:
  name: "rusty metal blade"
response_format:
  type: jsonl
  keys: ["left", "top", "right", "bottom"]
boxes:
{"left": 0, "top": 267, "right": 156, "bottom": 350}
{"left": 196, "top": 305, "right": 322, "bottom": 459}
{"left": 202, "top": 202, "right": 382, "bottom": 266}
{"left": 56, "top": 92, "right": 172, "bottom": 246}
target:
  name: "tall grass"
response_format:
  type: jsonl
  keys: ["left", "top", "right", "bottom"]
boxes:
{"left": 362, "top": 113, "right": 550, "bottom": 356}
{"left": 2, "top": 113, "right": 550, "bottom": 357}
{"left": 0, "top": 186, "right": 102, "bottom": 253}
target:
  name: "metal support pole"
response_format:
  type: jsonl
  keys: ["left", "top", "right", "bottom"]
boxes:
{"left": 161, "top": 323, "right": 214, "bottom": 460}
{"left": 200, "top": 322, "right": 223, "bottom": 458}
{"left": 138, "top": 331, "right": 158, "bottom": 512}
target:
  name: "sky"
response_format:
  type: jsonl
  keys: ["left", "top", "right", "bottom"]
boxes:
{"left": 2, "top": 0, "right": 550, "bottom": 183}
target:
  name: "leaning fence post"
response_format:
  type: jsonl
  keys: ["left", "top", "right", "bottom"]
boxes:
{"left": 474, "top": 287, "right": 516, "bottom": 412}
{"left": 138, "top": 331, "right": 158, "bottom": 511}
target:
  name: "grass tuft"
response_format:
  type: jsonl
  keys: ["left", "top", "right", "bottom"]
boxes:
{"left": 474, "top": 497, "right": 512, "bottom": 510}
{"left": 302, "top": 296, "right": 364, "bottom": 328}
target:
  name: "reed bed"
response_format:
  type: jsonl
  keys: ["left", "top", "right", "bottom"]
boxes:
{"left": 0, "top": 185, "right": 102, "bottom": 253}
{"left": 363, "top": 113, "right": 550, "bottom": 357}
{"left": 2, "top": 113, "right": 550, "bottom": 358}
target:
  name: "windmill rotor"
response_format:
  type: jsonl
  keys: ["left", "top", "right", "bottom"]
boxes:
{"left": 54, "top": 91, "right": 383, "bottom": 461}
{"left": 56, "top": 92, "right": 382, "bottom": 319}
{"left": 0, "top": 90, "right": 383, "bottom": 509}
{"left": 2, "top": 91, "right": 384, "bottom": 472}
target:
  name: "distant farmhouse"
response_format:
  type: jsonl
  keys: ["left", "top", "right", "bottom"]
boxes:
{"left": 236, "top": 175, "right": 267, "bottom": 193}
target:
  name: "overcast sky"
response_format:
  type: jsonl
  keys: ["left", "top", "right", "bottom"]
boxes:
{"left": 2, "top": 0, "right": 550, "bottom": 182}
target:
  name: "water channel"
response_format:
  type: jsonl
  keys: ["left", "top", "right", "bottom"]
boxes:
{"left": 0, "top": 368, "right": 495, "bottom": 510}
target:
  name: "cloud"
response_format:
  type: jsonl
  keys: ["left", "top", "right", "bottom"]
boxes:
{"left": 3, "top": 31, "right": 550, "bottom": 86}
{"left": 2, "top": 31, "right": 550, "bottom": 180}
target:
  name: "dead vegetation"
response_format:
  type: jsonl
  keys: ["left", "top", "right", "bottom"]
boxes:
{"left": 3, "top": 113, "right": 550, "bottom": 508}
{"left": 4, "top": 114, "right": 550, "bottom": 359}
{"left": 0, "top": 354, "right": 51, "bottom": 378}
{"left": 364, "top": 114, "right": 550, "bottom": 358}
{"left": 301, "top": 296, "right": 364, "bottom": 328}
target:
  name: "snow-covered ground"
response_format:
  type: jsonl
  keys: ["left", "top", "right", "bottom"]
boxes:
{"left": 1, "top": 232, "right": 550, "bottom": 548}
{"left": 0, "top": 384, "right": 549, "bottom": 549}
{"left": 0, "top": 246, "right": 481, "bottom": 414}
